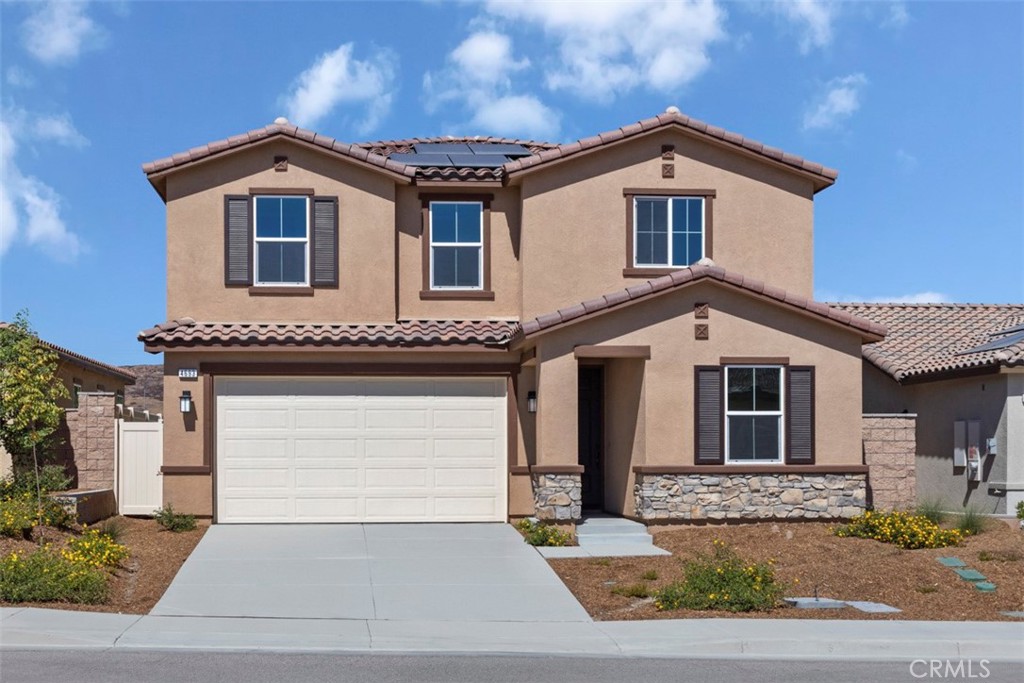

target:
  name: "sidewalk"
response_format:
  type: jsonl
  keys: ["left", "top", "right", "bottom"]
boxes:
{"left": 2, "top": 607, "right": 1022, "bottom": 661}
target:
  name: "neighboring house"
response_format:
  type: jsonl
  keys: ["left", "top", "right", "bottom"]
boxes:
{"left": 138, "top": 108, "right": 887, "bottom": 524}
{"left": 0, "top": 323, "right": 136, "bottom": 482}
{"left": 834, "top": 304, "right": 1024, "bottom": 515}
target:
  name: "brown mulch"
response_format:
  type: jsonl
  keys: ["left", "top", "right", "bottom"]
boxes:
{"left": 0, "top": 516, "right": 206, "bottom": 614}
{"left": 549, "top": 520, "right": 1024, "bottom": 622}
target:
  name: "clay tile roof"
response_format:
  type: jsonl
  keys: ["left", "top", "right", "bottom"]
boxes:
{"left": 501, "top": 110, "right": 838, "bottom": 190}
{"left": 137, "top": 318, "right": 519, "bottom": 350}
{"left": 516, "top": 261, "right": 886, "bottom": 342}
{"left": 0, "top": 322, "right": 136, "bottom": 384}
{"left": 831, "top": 303, "right": 1024, "bottom": 381}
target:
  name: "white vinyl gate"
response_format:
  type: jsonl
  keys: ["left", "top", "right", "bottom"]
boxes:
{"left": 117, "top": 419, "right": 163, "bottom": 515}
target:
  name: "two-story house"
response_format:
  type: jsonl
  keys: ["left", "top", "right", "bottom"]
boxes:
{"left": 139, "top": 109, "right": 885, "bottom": 524}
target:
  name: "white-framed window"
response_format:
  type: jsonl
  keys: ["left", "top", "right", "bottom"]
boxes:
{"left": 633, "top": 196, "right": 704, "bottom": 267}
{"left": 430, "top": 201, "right": 483, "bottom": 289}
{"left": 725, "top": 365, "right": 784, "bottom": 463}
{"left": 254, "top": 195, "right": 309, "bottom": 286}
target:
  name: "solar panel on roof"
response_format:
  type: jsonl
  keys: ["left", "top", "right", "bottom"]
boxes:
{"left": 955, "top": 330, "right": 1024, "bottom": 355}
{"left": 990, "top": 322, "right": 1024, "bottom": 337}
{"left": 466, "top": 143, "right": 532, "bottom": 156}
{"left": 411, "top": 143, "right": 473, "bottom": 154}
{"left": 389, "top": 153, "right": 452, "bottom": 167}
{"left": 446, "top": 154, "right": 511, "bottom": 168}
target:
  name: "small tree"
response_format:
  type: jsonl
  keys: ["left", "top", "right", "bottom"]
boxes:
{"left": 0, "top": 311, "right": 69, "bottom": 530}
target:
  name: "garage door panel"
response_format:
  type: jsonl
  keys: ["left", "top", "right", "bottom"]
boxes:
{"left": 217, "top": 377, "right": 506, "bottom": 523}
{"left": 294, "top": 408, "right": 359, "bottom": 430}
{"left": 223, "top": 408, "right": 290, "bottom": 430}
{"left": 294, "top": 438, "right": 358, "bottom": 460}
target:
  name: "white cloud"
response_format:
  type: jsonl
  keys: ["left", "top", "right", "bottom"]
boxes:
{"left": 469, "top": 95, "right": 561, "bottom": 140}
{"left": 5, "top": 67, "right": 35, "bottom": 88}
{"left": 481, "top": 0, "right": 726, "bottom": 103}
{"left": 424, "top": 31, "right": 560, "bottom": 139}
{"left": 802, "top": 73, "right": 868, "bottom": 130}
{"left": 882, "top": 2, "right": 910, "bottom": 29}
{"left": 819, "top": 290, "right": 952, "bottom": 304}
{"left": 21, "top": 1, "right": 106, "bottom": 66}
{"left": 0, "top": 111, "right": 86, "bottom": 261}
{"left": 773, "top": 0, "right": 836, "bottom": 53}
{"left": 281, "top": 44, "right": 397, "bottom": 134}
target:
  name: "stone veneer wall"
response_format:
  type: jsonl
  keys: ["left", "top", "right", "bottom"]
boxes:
{"left": 862, "top": 414, "right": 917, "bottom": 511}
{"left": 531, "top": 472, "right": 582, "bottom": 521}
{"left": 634, "top": 473, "right": 867, "bottom": 521}
{"left": 62, "top": 392, "right": 117, "bottom": 490}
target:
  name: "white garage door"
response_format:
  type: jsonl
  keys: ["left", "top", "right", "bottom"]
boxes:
{"left": 216, "top": 377, "right": 507, "bottom": 523}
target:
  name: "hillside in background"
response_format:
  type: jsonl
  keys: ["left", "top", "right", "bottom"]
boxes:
{"left": 121, "top": 364, "right": 163, "bottom": 415}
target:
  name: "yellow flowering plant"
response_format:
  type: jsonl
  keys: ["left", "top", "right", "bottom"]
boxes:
{"left": 834, "top": 510, "right": 963, "bottom": 549}
{"left": 654, "top": 540, "right": 784, "bottom": 612}
{"left": 62, "top": 528, "right": 129, "bottom": 569}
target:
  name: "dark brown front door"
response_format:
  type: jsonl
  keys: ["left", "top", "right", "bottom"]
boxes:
{"left": 578, "top": 365, "right": 604, "bottom": 510}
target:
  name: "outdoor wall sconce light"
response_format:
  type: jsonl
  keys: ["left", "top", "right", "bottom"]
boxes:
{"left": 527, "top": 391, "right": 537, "bottom": 413}
{"left": 179, "top": 390, "right": 192, "bottom": 414}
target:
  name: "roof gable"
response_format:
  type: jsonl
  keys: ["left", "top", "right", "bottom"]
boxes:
{"left": 515, "top": 261, "right": 885, "bottom": 344}
{"left": 0, "top": 323, "right": 135, "bottom": 384}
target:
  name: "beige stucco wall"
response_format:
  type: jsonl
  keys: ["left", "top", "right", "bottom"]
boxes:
{"left": 862, "top": 365, "right": 1012, "bottom": 514}
{"left": 531, "top": 281, "right": 865, "bottom": 479}
{"left": 164, "top": 141, "right": 397, "bottom": 323}
{"left": 603, "top": 358, "right": 646, "bottom": 516}
{"left": 519, "top": 129, "right": 816, "bottom": 320}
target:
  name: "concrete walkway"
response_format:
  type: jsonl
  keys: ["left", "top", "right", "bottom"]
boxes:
{"left": 2, "top": 607, "right": 1022, "bottom": 661}
{"left": 152, "top": 523, "right": 589, "bottom": 622}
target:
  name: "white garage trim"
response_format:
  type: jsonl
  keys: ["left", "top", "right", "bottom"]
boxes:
{"left": 215, "top": 376, "right": 507, "bottom": 523}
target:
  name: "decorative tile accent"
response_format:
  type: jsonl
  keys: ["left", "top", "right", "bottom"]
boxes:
{"left": 273, "top": 156, "right": 288, "bottom": 172}
{"left": 661, "top": 163, "right": 675, "bottom": 178}
{"left": 694, "top": 324, "right": 709, "bottom": 340}
{"left": 694, "top": 302, "right": 710, "bottom": 319}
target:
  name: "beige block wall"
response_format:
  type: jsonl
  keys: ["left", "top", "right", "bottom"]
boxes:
{"left": 531, "top": 281, "right": 865, "bottom": 473}
{"left": 519, "top": 129, "right": 816, "bottom": 321}
{"left": 164, "top": 141, "right": 397, "bottom": 323}
{"left": 863, "top": 414, "right": 917, "bottom": 511}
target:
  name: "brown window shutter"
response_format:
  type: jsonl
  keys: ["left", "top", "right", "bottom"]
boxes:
{"left": 786, "top": 366, "right": 815, "bottom": 464}
{"left": 694, "top": 366, "right": 724, "bottom": 464}
{"left": 311, "top": 196, "right": 338, "bottom": 287}
{"left": 224, "top": 195, "right": 252, "bottom": 286}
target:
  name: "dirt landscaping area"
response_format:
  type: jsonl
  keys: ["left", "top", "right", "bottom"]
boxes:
{"left": 0, "top": 516, "right": 205, "bottom": 614}
{"left": 549, "top": 520, "right": 1024, "bottom": 622}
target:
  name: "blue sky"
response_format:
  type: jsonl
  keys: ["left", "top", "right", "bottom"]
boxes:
{"left": 1, "top": 1, "right": 1021, "bottom": 366}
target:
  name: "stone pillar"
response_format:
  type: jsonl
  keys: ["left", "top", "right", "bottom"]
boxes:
{"left": 68, "top": 392, "right": 117, "bottom": 490}
{"left": 531, "top": 471, "right": 582, "bottom": 521}
{"left": 863, "top": 414, "right": 917, "bottom": 511}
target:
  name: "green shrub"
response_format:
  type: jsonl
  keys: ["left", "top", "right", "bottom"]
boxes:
{"left": 1016, "top": 501, "right": 1024, "bottom": 520}
{"left": 0, "top": 465, "right": 72, "bottom": 499}
{"left": 955, "top": 508, "right": 988, "bottom": 537}
{"left": 611, "top": 583, "right": 652, "bottom": 598}
{"left": 641, "top": 570, "right": 659, "bottom": 581}
{"left": 915, "top": 499, "right": 947, "bottom": 526}
{"left": 62, "top": 528, "right": 129, "bottom": 569}
{"left": 0, "top": 498, "right": 37, "bottom": 537}
{"left": 0, "top": 549, "right": 108, "bottom": 604}
{"left": 515, "top": 518, "right": 573, "bottom": 546}
{"left": 978, "top": 550, "right": 1021, "bottom": 562}
{"left": 153, "top": 504, "right": 197, "bottom": 532}
{"left": 654, "top": 540, "right": 784, "bottom": 613}
{"left": 834, "top": 510, "right": 964, "bottom": 549}
{"left": 95, "top": 517, "right": 127, "bottom": 543}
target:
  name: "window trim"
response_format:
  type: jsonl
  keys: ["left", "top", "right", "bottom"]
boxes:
{"left": 252, "top": 194, "right": 311, "bottom": 287}
{"left": 724, "top": 365, "right": 785, "bottom": 465}
{"left": 623, "top": 188, "right": 714, "bottom": 278}
{"left": 419, "top": 193, "right": 494, "bottom": 300}
{"left": 72, "top": 379, "right": 82, "bottom": 409}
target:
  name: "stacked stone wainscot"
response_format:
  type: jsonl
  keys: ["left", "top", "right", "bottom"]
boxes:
{"left": 634, "top": 472, "right": 867, "bottom": 521}
{"left": 531, "top": 472, "right": 582, "bottom": 521}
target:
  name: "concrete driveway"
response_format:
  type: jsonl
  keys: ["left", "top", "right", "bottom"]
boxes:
{"left": 151, "top": 524, "right": 590, "bottom": 622}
